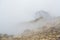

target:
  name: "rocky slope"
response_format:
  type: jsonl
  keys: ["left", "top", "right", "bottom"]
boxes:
{"left": 16, "top": 17, "right": 60, "bottom": 40}
{"left": 0, "top": 11, "right": 60, "bottom": 40}
{"left": 12, "top": 11, "right": 60, "bottom": 40}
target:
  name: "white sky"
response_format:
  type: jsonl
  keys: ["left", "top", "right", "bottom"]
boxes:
{"left": 0, "top": 0, "right": 60, "bottom": 35}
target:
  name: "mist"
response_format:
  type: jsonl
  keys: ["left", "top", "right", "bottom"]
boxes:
{"left": 0, "top": 0, "right": 60, "bottom": 35}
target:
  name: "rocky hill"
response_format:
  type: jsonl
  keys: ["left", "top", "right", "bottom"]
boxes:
{"left": 16, "top": 16, "right": 60, "bottom": 40}
{"left": 0, "top": 11, "right": 60, "bottom": 40}
{"left": 13, "top": 11, "right": 60, "bottom": 40}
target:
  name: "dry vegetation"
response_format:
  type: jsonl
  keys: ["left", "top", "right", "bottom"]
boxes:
{"left": 0, "top": 17, "right": 60, "bottom": 40}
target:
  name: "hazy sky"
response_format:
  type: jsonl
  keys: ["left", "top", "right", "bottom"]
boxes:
{"left": 0, "top": 0, "right": 60, "bottom": 35}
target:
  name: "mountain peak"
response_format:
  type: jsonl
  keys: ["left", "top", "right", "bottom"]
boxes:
{"left": 34, "top": 10, "right": 51, "bottom": 19}
{"left": 30, "top": 10, "right": 51, "bottom": 23}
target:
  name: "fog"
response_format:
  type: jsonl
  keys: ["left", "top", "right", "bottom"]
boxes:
{"left": 0, "top": 0, "right": 60, "bottom": 35}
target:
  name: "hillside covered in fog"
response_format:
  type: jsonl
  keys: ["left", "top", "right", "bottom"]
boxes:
{"left": 15, "top": 11, "right": 60, "bottom": 40}
{"left": 19, "top": 11, "right": 52, "bottom": 30}
{"left": 0, "top": 11, "right": 60, "bottom": 40}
